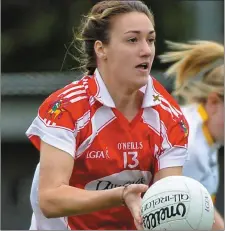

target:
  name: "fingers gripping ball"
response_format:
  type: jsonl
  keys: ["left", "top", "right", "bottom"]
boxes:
{"left": 141, "top": 176, "right": 214, "bottom": 230}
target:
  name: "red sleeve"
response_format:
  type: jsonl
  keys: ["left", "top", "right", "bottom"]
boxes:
{"left": 152, "top": 78, "right": 189, "bottom": 171}
{"left": 26, "top": 88, "right": 77, "bottom": 158}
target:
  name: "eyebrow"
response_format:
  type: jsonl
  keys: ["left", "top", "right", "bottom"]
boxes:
{"left": 124, "top": 30, "right": 155, "bottom": 35}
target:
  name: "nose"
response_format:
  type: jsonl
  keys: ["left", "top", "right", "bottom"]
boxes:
{"left": 139, "top": 40, "right": 152, "bottom": 57}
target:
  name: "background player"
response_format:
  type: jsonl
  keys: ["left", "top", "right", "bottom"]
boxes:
{"left": 159, "top": 40, "right": 224, "bottom": 230}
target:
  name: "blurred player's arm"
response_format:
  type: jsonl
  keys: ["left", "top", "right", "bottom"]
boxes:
{"left": 39, "top": 141, "right": 147, "bottom": 220}
{"left": 212, "top": 207, "right": 224, "bottom": 230}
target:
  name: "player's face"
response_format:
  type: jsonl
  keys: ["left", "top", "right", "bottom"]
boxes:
{"left": 207, "top": 94, "right": 224, "bottom": 144}
{"left": 105, "top": 12, "right": 155, "bottom": 89}
{"left": 212, "top": 100, "right": 224, "bottom": 143}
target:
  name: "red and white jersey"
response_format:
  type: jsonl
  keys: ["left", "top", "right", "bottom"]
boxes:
{"left": 26, "top": 69, "right": 189, "bottom": 230}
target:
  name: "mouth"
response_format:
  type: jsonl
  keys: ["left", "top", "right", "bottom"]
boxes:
{"left": 135, "top": 62, "right": 149, "bottom": 72}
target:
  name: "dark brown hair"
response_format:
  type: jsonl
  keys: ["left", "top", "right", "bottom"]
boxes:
{"left": 74, "top": 0, "right": 154, "bottom": 75}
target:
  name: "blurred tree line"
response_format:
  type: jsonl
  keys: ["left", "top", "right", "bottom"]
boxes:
{"left": 1, "top": 0, "right": 215, "bottom": 73}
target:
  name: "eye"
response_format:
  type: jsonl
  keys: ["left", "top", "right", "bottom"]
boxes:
{"left": 148, "top": 38, "right": 156, "bottom": 44}
{"left": 128, "top": 37, "right": 138, "bottom": 43}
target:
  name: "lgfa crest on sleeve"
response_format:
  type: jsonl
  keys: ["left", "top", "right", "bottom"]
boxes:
{"left": 46, "top": 95, "right": 70, "bottom": 120}
{"left": 178, "top": 115, "right": 189, "bottom": 138}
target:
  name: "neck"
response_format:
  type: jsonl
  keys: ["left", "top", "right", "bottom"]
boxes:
{"left": 111, "top": 89, "right": 143, "bottom": 113}
{"left": 97, "top": 67, "right": 143, "bottom": 114}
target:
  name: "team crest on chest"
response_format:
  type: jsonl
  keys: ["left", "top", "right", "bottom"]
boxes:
{"left": 153, "top": 94, "right": 160, "bottom": 102}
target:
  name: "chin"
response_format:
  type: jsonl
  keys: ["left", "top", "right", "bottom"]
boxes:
{"left": 138, "top": 74, "right": 149, "bottom": 84}
{"left": 130, "top": 77, "right": 149, "bottom": 90}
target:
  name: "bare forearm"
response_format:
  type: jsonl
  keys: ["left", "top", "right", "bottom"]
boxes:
{"left": 40, "top": 185, "right": 124, "bottom": 218}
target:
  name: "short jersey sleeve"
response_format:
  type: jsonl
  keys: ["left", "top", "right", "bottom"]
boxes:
{"left": 150, "top": 77, "right": 189, "bottom": 171}
{"left": 26, "top": 90, "right": 77, "bottom": 158}
{"left": 153, "top": 101, "right": 189, "bottom": 172}
{"left": 157, "top": 111, "right": 189, "bottom": 170}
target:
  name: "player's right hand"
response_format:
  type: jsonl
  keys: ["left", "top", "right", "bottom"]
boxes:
{"left": 122, "top": 184, "right": 148, "bottom": 230}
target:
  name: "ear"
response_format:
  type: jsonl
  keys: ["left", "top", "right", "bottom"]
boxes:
{"left": 94, "top": 40, "right": 107, "bottom": 60}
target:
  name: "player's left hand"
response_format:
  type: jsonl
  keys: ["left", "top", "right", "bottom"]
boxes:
{"left": 122, "top": 184, "right": 148, "bottom": 230}
{"left": 134, "top": 216, "right": 143, "bottom": 230}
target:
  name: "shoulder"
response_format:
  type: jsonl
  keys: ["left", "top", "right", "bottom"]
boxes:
{"left": 151, "top": 77, "right": 185, "bottom": 123}
{"left": 180, "top": 104, "right": 204, "bottom": 139}
{"left": 150, "top": 77, "right": 189, "bottom": 140}
{"left": 39, "top": 76, "right": 91, "bottom": 122}
{"left": 151, "top": 77, "right": 181, "bottom": 112}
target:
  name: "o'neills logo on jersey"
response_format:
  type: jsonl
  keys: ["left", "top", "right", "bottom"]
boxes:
{"left": 86, "top": 147, "right": 110, "bottom": 159}
{"left": 84, "top": 170, "right": 152, "bottom": 190}
{"left": 117, "top": 141, "right": 143, "bottom": 150}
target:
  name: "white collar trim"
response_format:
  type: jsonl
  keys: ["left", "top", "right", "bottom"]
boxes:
{"left": 94, "top": 68, "right": 161, "bottom": 108}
